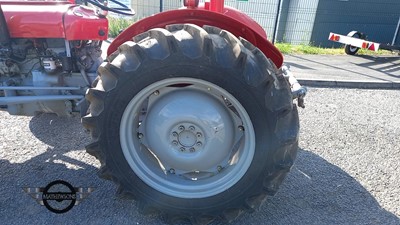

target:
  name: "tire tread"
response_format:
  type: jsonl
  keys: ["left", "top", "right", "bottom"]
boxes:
{"left": 84, "top": 24, "right": 299, "bottom": 224}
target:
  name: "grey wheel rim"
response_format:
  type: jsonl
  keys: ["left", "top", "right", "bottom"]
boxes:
{"left": 349, "top": 45, "right": 358, "bottom": 52}
{"left": 120, "top": 78, "right": 255, "bottom": 198}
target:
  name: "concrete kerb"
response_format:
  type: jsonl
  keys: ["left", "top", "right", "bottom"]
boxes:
{"left": 298, "top": 78, "right": 400, "bottom": 90}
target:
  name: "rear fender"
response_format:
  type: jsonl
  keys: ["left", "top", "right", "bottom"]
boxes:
{"left": 108, "top": 7, "right": 283, "bottom": 67}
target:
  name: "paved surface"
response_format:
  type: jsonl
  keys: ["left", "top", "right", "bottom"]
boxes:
{"left": 285, "top": 54, "right": 400, "bottom": 89}
{"left": 1, "top": 87, "right": 400, "bottom": 224}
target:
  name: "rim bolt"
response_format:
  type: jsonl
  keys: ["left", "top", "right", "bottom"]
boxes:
{"left": 153, "top": 90, "right": 160, "bottom": 96}
{"left": 189, "top": 148, "right": 195, "bottom": 152}
{"left": 238, "top": 125, "right": 244, "bottom": 131}
{"left": 196, "top": 142, "right": 202, "bottom": 147}
{"left": 137, "top": 133, "right": 144, "bottom": 139}
{"left": 178, "top": 125, "right": 185, "bottom": 131}
{"left": 189, "top": 126, "right": 195, "bottom": 131}
{"left": 217, "top": 166, "right": 223, "bottom": 172}
{"left": 172, "top": 132, "right": 178, "bottom": 137}
{"left": 180, "top": 147, "right": 185, "bottom": 152}
{"left": 196, "top": 132, "right": 202, "bottom": 138}
{"left": 172, "top": 141, "right": 178, "bottom": 146}
{"left": 169, "top": 168, "right": 175, "bottom": 174}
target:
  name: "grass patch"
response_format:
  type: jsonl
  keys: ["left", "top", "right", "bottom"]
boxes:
{"left": 275, "top": 43, "right": 392, "bottom": 55}
{"left": 108, "top": 17, "right": 135, "bottom": 38}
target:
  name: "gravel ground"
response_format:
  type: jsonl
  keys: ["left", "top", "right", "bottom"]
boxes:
{"left": 1, "top": 88, "right": 399, "bottom": 224}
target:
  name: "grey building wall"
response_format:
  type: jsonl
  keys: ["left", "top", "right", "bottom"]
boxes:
{"left": 162, "top": 0, "right": 183, "bottom": 11}
{"left": 224, "top": 0, "right": 280, "bottom": 39}
{"left": 131, "top": 0, "right": 182, "bottom": 19}
{"left": 281, "top": 0, "right": 319, "bottom": 44}
{"left": 166, "top": 0, "right": 281, "bottom": 41}
{"left": 311, "top": 0, "right": 400, "bottom": 47}
{"left": 131, "top": 0, "right": 160, "bottom": 19}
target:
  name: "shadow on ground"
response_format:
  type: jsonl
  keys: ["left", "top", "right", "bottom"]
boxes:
{"left": 288, "top": 54, "right": 400, "bottom": 82}
{"left": 0, "top": 114, "right": 398, "bottom": 224}
{"left": 353, "top": 55, "right": 400, "bottom": 78}
{"left": 236, "top": 149, "right": 400, "bottom": 225}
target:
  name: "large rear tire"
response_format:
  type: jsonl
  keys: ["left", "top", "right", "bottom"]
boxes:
{"left": 82, "top": 24, "right": 299, "bottom": 224}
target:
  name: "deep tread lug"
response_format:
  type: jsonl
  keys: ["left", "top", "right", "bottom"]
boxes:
{"left": 203, "top": 25, "right": 222, "bottom": 35}
{"left": 85, "top": 141, "right": 101, "bottom": 158}
{"left": 165, "top": 24, "right": 185, "bottom": 32}
{"left": 133, "top": 32, "right": 149, "bottom": 43}
{"left": 149, "top": 28, "right": 179, "bottom": 55}
{"left": 245, "top": 193, "right": 267, "bottom": 212}
{"left": 86, "top": 88, "right": 106, "bottom": 101}
{"left": 81, "top": 115, "right": 97, "bottom": 129}
{"left": 118, "top": 41, "right": 146, "bottom": 63}
{"left": 137, "top": 202, "right": 159, "bottom": 215}
{"left": 190, "top": 215, "right": 215, "bottom": 225}
{"left": 263, "top": 171, "right": 287, "bottom": 196}
{"left": 277, "top": 160, "right": 294, "bottom": 172}
{"left": 111, "top": 50, "right": 142, "bottom": 74}
{"left": 239, "top": 37, "right": 257, "bottom": 51}
{"left": 85, "top": 89, "right": 106, "bottom": 116}
{"left": 116, "top": 185, "right": 136, "bottom": 200}
{"left": 219, "top": 30, "right": 239, "bottom": 48}
{"left": 98, "top": 166, "right": 113, "bottom": 181}
{"left": 263, "top": 184, "right": 279, "bottom": 196}
{"left": 165, "top": 214, "right": 191, "bottom": 225}
{"left": 235, "top": 51, "right": 248, "bottom": 69}
{"left": 97, "top": 65, "right": 118, "bottom": 92}
{"left": 222, "top": 208, "right": 244, "bottom": 223}
{"left": 203, "top": 36, "right": 214, "bottom": 57}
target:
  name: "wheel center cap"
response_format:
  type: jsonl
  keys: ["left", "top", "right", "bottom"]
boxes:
{"left": 178, "top": 131, "right": 196, "bottom": 147}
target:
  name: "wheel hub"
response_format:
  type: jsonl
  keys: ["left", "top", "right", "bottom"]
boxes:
{"left": 170, "top": 123, "right": 205, "bottom": 153}
{"left": 178, "top": 131, "right": 196, "bottom": 147}
{"left": 142, "top": 89, "right": 235, "bottom": 173}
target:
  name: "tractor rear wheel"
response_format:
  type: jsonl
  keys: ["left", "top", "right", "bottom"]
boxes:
{"left": 82, "top": 24, "right": 299, "bottom": 224}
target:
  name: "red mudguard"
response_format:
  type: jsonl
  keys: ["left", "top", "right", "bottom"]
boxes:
{"left": 108, "top": 6, "right": 283, "bottom": 68}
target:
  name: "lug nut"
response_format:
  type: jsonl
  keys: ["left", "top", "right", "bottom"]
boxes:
{"left": 189, "top": 126, "right": 195, "bottom": 131}
{"left": 169, "top": 168, "right": 175, "bottom": 174}
{"left": 217, "top": 166, "right": 223, "bottom": 172}
{"left": 196, "top": 142, "right": 202, "bottom": 147}
{"left": 137, "top": 133, "right": 144, "bottom": 139}
{"left": 153, "top": 90, "right": 160, "bottom": 96}
{"left": 172, "top": 141, "right": 178, "bottom": 146}
{"left": 196, "top": 133, "right": 202, "bottom": 138}
{"left": 178, "top": 125, "right": 185, "bottom": 131}
{"left": 189, "top": 148, "right": 195, "bottom": 152}
{"left": 180, "top": 147, "right": 185, "bottom": 152}
{"left": 172, "top": 132, "right": 178, "bottom": 137}
{"left": 238, "top": 125, "right": 244, "bottom": 131}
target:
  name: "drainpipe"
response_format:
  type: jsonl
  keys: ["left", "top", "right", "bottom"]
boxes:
{"left": 272, "top": 0, "right": 283, "bottom": 44}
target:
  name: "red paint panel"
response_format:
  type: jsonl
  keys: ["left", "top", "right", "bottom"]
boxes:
{"left": 109, "top": 7, "right": 283, "bottom": 67}
{"left": 210, "top": 0, "right": 224, "bottom": 13}
{"left": 1, "top": 1, "right": 107, "bottom": 41}
{"left": 2, "top": 4, "right": 70, "bottom": 38}
{"left": 64, "top": 6, "right": 108, "bottom": 41}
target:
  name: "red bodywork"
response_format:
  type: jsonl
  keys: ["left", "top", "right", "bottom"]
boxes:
{"left": 0, "top": 0, "right": 108, "bottom": 40}
{"left": 109, "top": 3, "right": 283, "bottom": 67}
{"left": 1, "top": 0, "right": 282, "bottom": 67}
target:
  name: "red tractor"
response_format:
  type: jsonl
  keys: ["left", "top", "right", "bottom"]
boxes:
{"left": 0, "top": 0, "right": 306, "bottom": 223}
